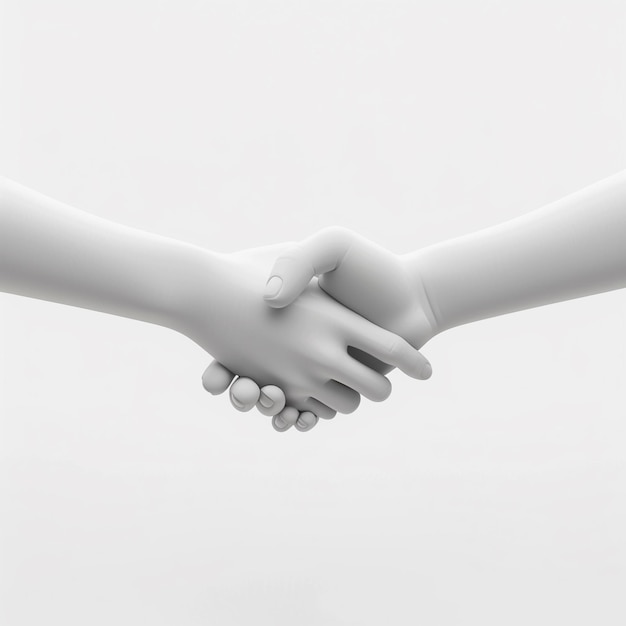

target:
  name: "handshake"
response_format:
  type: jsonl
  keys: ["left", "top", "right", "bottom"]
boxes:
{"left": 198, "top": 227, "right": 438, "bottom": 433}
{"left": 2, "top": 171, "right": 625, "bottom": 427}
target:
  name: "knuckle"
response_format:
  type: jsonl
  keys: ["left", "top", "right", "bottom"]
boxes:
{"left": 388, "top": 335, "right": 412, "bottom": 362}
{"left": 387, "top": 337, "right": 403, "bottom": 359}
{"left": 319, "top": 225, "right": 349, "bottom": 239}
{"left": 317, "top": 226, "right": 353, "bottom": 249}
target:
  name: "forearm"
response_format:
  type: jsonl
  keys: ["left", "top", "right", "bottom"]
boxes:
{"left": 0, "top": 177, "right": 219, "bottom": 330}
{"left": 407, "top": 171, "right": 626, "bottom": 332}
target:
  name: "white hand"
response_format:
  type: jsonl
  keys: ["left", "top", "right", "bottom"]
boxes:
{"left": 202, "top": 361, "right": 319, "bottom": 431}
{"left": 263, "top": 228, "right": 438, "bottom": 351}
{"left": 193, "top": 243, "right": 431, "bottom": 431}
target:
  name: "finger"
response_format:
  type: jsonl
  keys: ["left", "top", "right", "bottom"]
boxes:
{"left": 272, "top": 415, "right": 292, "bottom": 432}
{"left": 229, "top": 377, "right": 261, "bottom": 412}
{"left": 348, "top": 323, "right": 432, "bottom": 380}
{"left": 347, "top": 346, "right": 395, "bottom": 376}
{"left": 273, "top": 406, "right": 299, "bottom": 432}
{"left": 300, "top": 398, "right": 337, "bottom": 420}
{"left": 313, "top": 380, "right": 361, "bottom": 414}
{"left": 295, "top": 411, "right": 318, "bottom": 432}
{"left": 263, "top": 227, "right": 355, "bottom": 308}
{"left": 202, "top": 360, "right": 236, "bottom": 395}
{"left": 332, "top": 356, "right": 392, "bottom": 402}
{"left": 256, "top": 385, "right": 286, "bottom": 416}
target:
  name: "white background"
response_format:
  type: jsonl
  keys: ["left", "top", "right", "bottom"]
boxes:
{"left": 1, "top": 1, "right": 625, "bottom": 624}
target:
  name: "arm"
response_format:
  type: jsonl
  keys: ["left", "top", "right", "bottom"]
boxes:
{"left": 209, "top": 172, "right": 626, "bottom": 417}
{"left": 0, "top": 177, "right": 430, "bottom": 428}
{"left": 242, "top": 171, "right": 626, "bottom": 352}
{"left": 0, "top": 176, "right": 209, "bottom": 329}
{"left": 409, "top": 170, "right": 626, "bottom": 332}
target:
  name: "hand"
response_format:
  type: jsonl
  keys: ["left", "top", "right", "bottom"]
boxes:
{"left": 263, "top": 227, "right": 438, "bottom": 350}
{"left": 184, "top": 243, "right": 432, "bottom": 430}
{"left": 201, "top": 363, "right": 314, "bottom": 432}
{"left": 202, "top": 231, "right": 438, "bottom": 430}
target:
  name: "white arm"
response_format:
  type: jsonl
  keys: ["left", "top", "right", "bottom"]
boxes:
{"left": 0, "top": 176, "right": 208, "bottom": 328}
{"left": 257, "top": 171, "right": 626, "bottom": 352}
{"left": 0, "top": 177, "right": 430, "bottom": 425}
{"left": 210, "top": 172, "right": 626, "bottom": 419}
{"left": 410, "top": 170, "right": 626, "bottom": 331}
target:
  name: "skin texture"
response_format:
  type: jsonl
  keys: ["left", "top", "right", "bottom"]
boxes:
{"left": 208, "top": 170, "right": 626, "bottom": 430}
{"left": 188, "top": 245, "right": 432, "bottom": 422}
{"left": 205, "top": 230, "right": 438, "bottom": 431}
{"left": 0, "top": 178, "right": 431, "bottom": 429}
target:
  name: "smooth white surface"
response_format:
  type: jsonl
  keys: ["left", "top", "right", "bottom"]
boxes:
{"left": 1, "top": 1, "right": 625, "bottom": 625}
{"left": 0, "top": 180, "right": 427, "bottom": 419}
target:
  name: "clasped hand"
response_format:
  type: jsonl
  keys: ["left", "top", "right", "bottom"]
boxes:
{"left": 198, "top": 228, "right": 438, "bottom": 432}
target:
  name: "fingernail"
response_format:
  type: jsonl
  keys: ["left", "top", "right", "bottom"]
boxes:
{"left": 264, "top": 276, "right": 283, "bottom": 299}
{"left": 232, "top": 398, "right": 244, "bottom": 410}
{"left": 297, "top": 418, "right": 312, "bottom": 431}
{"left": 274, "top": 416, "right": 286, "bottom": 428}
{"left": 420, "top": 362, "right": 432, "bottom": 379}
{"left": 259, "top": 392, "right": 272, "bottom": 408}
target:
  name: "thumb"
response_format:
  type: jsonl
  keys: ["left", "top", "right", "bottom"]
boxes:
{"left": 263, "top": 227, "right": 355, "bottom": 308}
{"left": 262, "top": 250, "right": 316, "bottom": 308}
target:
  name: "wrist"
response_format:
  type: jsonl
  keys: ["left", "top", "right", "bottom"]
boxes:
{"left": 401, "top": 250, "right": 442, "bottom": 340}
{"left": 152, "top": 241, "right": 228, "bottom": 336}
